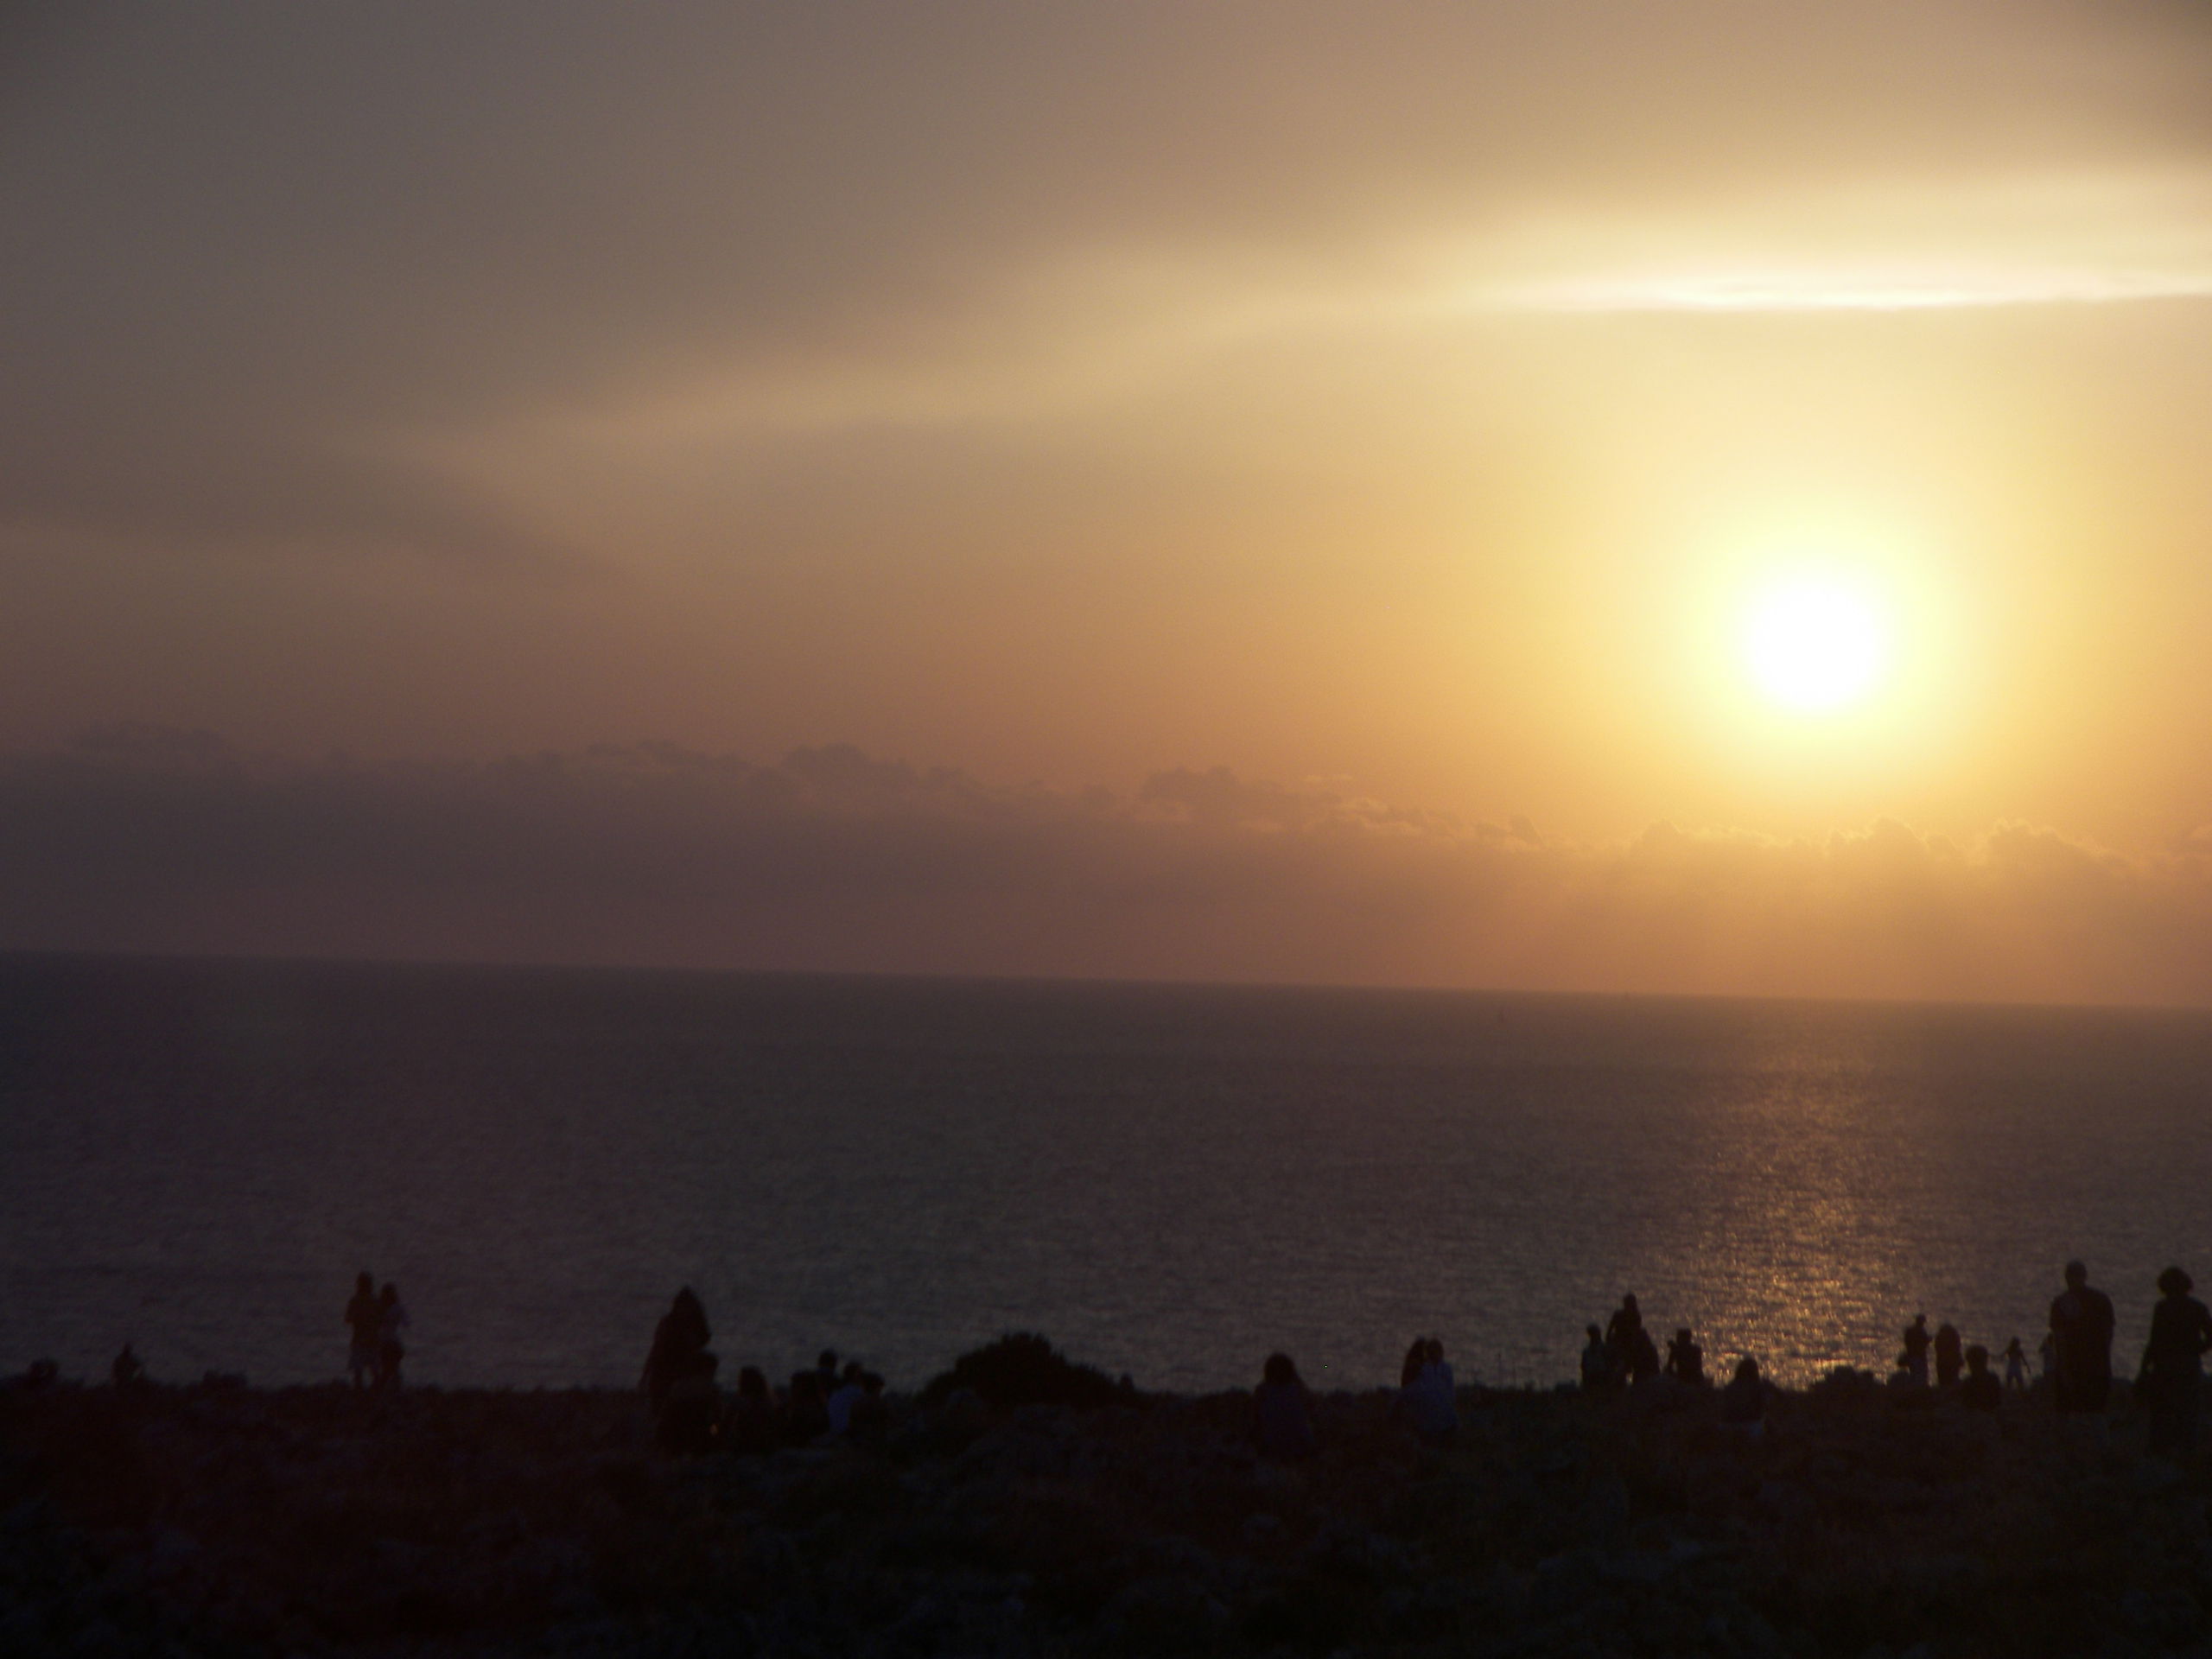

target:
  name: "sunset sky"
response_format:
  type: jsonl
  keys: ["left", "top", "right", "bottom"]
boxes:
{"left": 5, "top": 2, "right": 2212, "bottom": 1003}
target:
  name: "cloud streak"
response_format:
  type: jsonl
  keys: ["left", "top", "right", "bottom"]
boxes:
{"left": 7, "top": 3, "right": 2212, "bottom": 550}
{"left": 5, "top": 731, "right": 2210, "bottom": 1009}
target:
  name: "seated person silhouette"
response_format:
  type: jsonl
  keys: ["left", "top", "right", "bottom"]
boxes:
{"left": 785, "top": 1370, "right": 830, "bottom": 1443}
{"left": 724, "top": 1366, "right": 778, "bottom": 1457}
{"left": 1960, "top": 1344, "right": 2001, "bottom": 1413}
{"left": 1720, "top": 1357, "right": 1767, "bottom": 1433}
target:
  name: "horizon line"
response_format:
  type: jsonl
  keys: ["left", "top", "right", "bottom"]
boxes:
{"left": 7, "top": 941, "right": 2207, "bottom": 1021}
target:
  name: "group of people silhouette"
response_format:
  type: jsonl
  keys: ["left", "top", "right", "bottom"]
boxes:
{"left": 315, "top": 1258, "right": 2210, "bottom": 1463}
{"left": 1556, "top": 1261, "right": 2212, "bottom": 1452}
{"left": 639, "top": 1288, "right": 887, "bottom": 1455}
{"left": 1580, "top": 1293, "right": 1669, "bottom": 1389}
{"left": 1891, "top": 1313, "right": 2009, "bottom": 1408}
{"left": 341, "top": 1273, "right": 410, "bottom": 1391}
{"left": 1577, "top": 1294, "right": 1768, "bottom": 1426}
{"left": 625, "top": 1262, "right": 2212, "bottom": 1463}
{"left": 1890, "top": 1262, "right": 2143, "bottom": 1423}
{"left": 1244, "top": 1340, "right": 1460, "bottom": 1463}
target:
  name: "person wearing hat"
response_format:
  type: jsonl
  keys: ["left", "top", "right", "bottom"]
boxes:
{"left": 2139, "top": 1266, "right": 2212, "bottom": 1456}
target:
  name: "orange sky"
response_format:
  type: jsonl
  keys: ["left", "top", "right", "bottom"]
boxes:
{"left": 4, "top": 3, "right": 2212, "bottom": 1000}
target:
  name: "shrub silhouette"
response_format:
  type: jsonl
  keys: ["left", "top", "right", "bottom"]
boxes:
{"left": 919, "top": 1332, "right": 1133, "bottom": 1411}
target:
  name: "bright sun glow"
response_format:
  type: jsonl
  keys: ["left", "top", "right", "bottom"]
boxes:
{"left": 1741, "top": 571, "right": 1891, "bottom": 712}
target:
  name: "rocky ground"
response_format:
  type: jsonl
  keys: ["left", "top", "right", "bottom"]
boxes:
{"left": 6, "top": 1359, "right": 2212, "bottom": 1658}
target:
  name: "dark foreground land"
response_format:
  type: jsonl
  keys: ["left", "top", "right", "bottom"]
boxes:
{"left": 7, "top": 1359, "right": 2212, "bottom": 1658}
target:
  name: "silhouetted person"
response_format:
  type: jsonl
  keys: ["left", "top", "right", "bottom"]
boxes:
{"left": 2050, "top": 1261, "right": 2115, "bottom": 1415}
{"left": 1400, "top": 1338, "right": 1428, "bottom": 1389}
{"left": 641, "top": 1287, "right": 714, "bottom": 1412}
{"left": 1628, "top": 1325, "right": 1660, "bottom": 1385}
{"left": 1580, "top": 1324, "right": 1614, "bottom": 1391}
{"left": 1720, "top": 1357, "right": 1766, "bottom": 1433}
{"left": 1960, "top": 1344, "right": 2001, "bottom": 1414}
{"left": 827, "top": 1359, "right": 868, "bottom": 1434}
{"left": 849, "top": 1371, "right": 889, "bottom": 1445}
{"left": 376, "top": 1283, "right": 409, "bottom": 1390}
{"left": 1255, "top": 1352, "right": 1316, "bottom": 1460}
{"left": 660, "top": 1367, "right": 721, "bottom": 1455}
{"left": 1901, "top": 1313, "right": 1931, "bottom": 1387}
{"left": 785, "top": 1370, "right": 830, "bottom": 1443}
{"left": 2139, "top": 1267, "right": 2212, "bottom": 1456}
{"left": 1934, "top": 1321, "right": 1963, "bottom": 1389}
{"left": 345, "top": 1272, "right": 380, "bottom": 1389}
{"left": 725, "top": 1366, "right": 778, "bottom": 1457}
{"left": 111, "top": 1344, "right": 144, "bottom": 1389}
{"left": 1605, "top": 1294, "right": 1645, "bottom": 1382}
{"left": 1400, "top": 1337, "right": 1457, "bottom": 1443}
{"left": 2002, "top": 1336, "right": 2029, "bottom": 1393}
{"left": 816, "top": 1348, "right": 841, "bottom": 1395}
{"left": 1665, "top": 1327, "right": 1706, "bottom": 1386}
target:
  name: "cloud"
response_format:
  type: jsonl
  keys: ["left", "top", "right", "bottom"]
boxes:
{"left": 0, "top": 428, "right": 583, "bottom": 573}
{"left": 4, "top": 2, "right": 2211, "bottom": 556}
{"left": 5, "top": 730, "right": 2210, "bottom": 1008}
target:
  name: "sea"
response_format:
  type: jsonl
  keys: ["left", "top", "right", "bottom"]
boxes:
{"left": 3, "top": 952, "right": 2207, "bottom": 1395}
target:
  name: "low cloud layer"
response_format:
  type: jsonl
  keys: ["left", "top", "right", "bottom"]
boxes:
{"left": 5, "top": 730, "right": 2210, "bottom": 1008}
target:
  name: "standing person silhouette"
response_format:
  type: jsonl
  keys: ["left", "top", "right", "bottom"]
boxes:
{"left": 642, "top": 1288, "right": 715, "bottom": 1414}
{"left": 2049, "top": 1260, "right": 2115, "bottom": 1417}
{"left": 2002, "top": 1336, "right": 2030, "bottom": 1393}
{"left": 1397, "top": 1338, "right": 1458, "bottom": 1444}
{"left": 1400, "top": 1338, "right": 1427, "bottom": 1389}
{"left": 1934, "top": 1322, "right": 1963, "bottom": 1389}
{"left": 1580, "top": 1325, "right": 1614, "bottom": 1390}
{"left": 376, "top": 1282, "right": 410, "bottom": 1390}
{"left": 2139, "top": 1267, "right": 2212, "bottom": 1456}
{"left": 1901, "top": 1314, "right": 1931, "bottom": 1387}
{"left": 345, "top": 1272, "right": 380, "bottom": 1389}
{"left": 1605, "top": 1295, "right": 1646, "bottom": 1382}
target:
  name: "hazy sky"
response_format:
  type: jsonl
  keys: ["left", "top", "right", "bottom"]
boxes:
{"left": 5, "top": 2, "right": 2212, "bottom": 1000}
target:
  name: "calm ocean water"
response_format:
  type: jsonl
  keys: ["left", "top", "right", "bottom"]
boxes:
{"left": 3, "top": 953, "right": 2208, "bottom": 1394}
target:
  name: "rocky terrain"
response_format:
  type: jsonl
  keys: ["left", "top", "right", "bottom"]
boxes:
{"left": 5, "top": 1349, "right": 2211, "bottom": 1657}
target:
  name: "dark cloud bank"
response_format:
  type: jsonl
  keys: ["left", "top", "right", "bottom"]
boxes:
{"left": 5, "top": 728, "right": 2211, "bottom": 1007}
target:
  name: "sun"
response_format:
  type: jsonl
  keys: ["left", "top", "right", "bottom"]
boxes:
{"left": 1740, "top": 570, "right": 1891, "bottom": 712}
